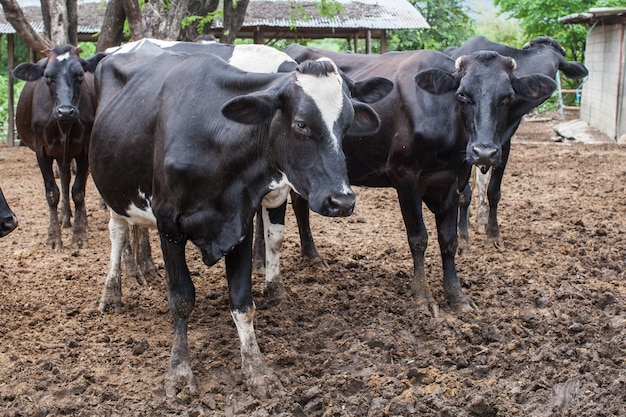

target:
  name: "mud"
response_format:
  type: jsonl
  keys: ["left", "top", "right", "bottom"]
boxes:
{"left": 0, "top": 116, "right": 624, "bottom": 416}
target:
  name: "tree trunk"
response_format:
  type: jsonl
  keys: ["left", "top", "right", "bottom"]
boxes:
{"left": 67, "top": 0, "right": 77, "bottom": 45}
{"left": 221, "top": 0, "right": 249, "bottom": 44}
{"left": 121, "top": 0, "right": 145, "bottom": 40}
{"left": 0, "top": 0, "right": 52, "bottom": 52}
{"left": 96, "top": 0, "right": 126, "bottom": 51}
{"left": 48, "top": 0, "right": 70, "bottom": 44}
{"left": 163, "top": 0, "right": 190, "bottom": 40}
{"left": 142, "top": 0, "right": 162, "bottom": 38}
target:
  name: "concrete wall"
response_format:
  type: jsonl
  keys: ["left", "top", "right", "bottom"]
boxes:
{"left": 580, "top": 23, "right": 625, "bottom": 141}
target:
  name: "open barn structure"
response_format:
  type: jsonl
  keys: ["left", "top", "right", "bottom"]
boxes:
{"left": 0, "top": 0, "right": 428, "bottom": 146}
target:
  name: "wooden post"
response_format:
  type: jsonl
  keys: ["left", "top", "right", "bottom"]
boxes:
{"left": 380, "top": 30, "right": 387, "bottom": 53}
{"left": 366, "top": 30, "right": 371, "bottom": 54}
{"left": 7, "top": 34, "right": 15, "bottom": 147}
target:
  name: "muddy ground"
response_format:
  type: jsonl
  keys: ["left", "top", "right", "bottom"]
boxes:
{"left": 0, "top": 115, "right": 624, "bottom": 417}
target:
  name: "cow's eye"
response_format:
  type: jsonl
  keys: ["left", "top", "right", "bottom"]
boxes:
{"left": 456, "top": 91, "right": 470, "bottom": 103}
{"left": 44, "top": 75, "right": 54, "bottom": 84}
{"left": 75, "top": 74, "right": 84, "bottom": 82}
{"left": 500, "top": 94, "right": 514, "bottom": 107}
{"left": 293, "top": 120, "right": 309, "bottom": 136}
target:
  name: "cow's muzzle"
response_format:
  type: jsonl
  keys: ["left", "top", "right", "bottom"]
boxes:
{"left": 468, "top": 143, "right": 500, "bottom": 166}
{"left": 53, "top": 105, "right": 80, "bottom": 122}
{"left": 0, "top": 214, "right": 18, "bottom": 238}
{"left": 310, "top": 190, "right": 356, "bottom": 218}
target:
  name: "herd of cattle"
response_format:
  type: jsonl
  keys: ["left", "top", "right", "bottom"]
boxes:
{"left": 2, "top": 36, "right": 587, "bottom": 398}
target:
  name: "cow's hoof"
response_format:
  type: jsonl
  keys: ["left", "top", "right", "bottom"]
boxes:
{"left": 448, "top": 294, "right": 478, "bottom": 313}
{"left": 263, "top": 280, "right": 288, "bottom": 306}
{"left": 457, "top": 237, "right": 470, "bottom": 256}
{"left": 488, "top": 235, "right": 505, "bottom": 251}
{"left": 165, "top": 366, "right": 198, "bottom": 397}
{"left": 98, "top": 298, "right": 122, "bottom": 314}
{"left": 245, "top": 368, "right": 284, "bottom": 399}
{"left": 46, "top": 238, "right": 63, "bottom": 252}
{"left": 71, "top": 236, "right": 88, "bottom": 249}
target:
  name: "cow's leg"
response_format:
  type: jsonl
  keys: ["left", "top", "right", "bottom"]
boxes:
{"left": 58, "top": 161, "right": 72, "bottom": 229}
{"left": 122, "top": 225, "right": 159, "bottom": 286}
{"left": 226, "top": 229, "right": 283, "bottom": 398}
{"left": 160, "top": 234, "right": 197, "bottom": 397}
{"left": 485, "top": 142, "right": 510, "bottom": 251}
{"left": 252, "top": 207, "right": 266, "bottom": 272}
{"left": 434, "top": 186, "right": 477, "bottom": 313}
{"left": 457, "top": 182, "right": 472, "bottom": 256}
{"left": 261, "top": 203, "right": 288, "bottom": 304}
{"left": 396, "top": 189, "right": 439, "bottom": 317}
{"left": 36, "top": 151, "right": 62, "bottom": 251}
{"left": 70, "top": 151, "right": 89, "bottom": 248}
{"left": 99, "top": 212, "right": 128, "bottom": 313}
{"left": 475, "top": 167, "right": 490, "bottom": 229}
{"left": 291, "top": 191, "right": 327, "bottom": 266}
{"left": 137, "top": 227, "right": 159, "bottom": 280}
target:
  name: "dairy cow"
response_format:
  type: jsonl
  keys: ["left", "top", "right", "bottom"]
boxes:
{"left": 13, "top": 46, "right": 106, "bottom": 250}
{"left": 90, "top": 41, "right": 389, "bottom": 397}
{"left": 272, "top": 45, "right": 558, "bottom": 317}
{"left": 444, "top": 36, "right": 588, "bottom": 251}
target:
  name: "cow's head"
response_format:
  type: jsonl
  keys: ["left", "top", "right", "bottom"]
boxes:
{"left": 13, "top": 45, "right": 106, "bottom": 123}
{"left": 415, "top": 51, "right": 556, "bottom": 167}
{"left": 222, "top": 58, "right": 390, "bottom": 217}
{"left": 522, "top": 36, "right": 589, "bottom": 80}
{"left": 0, "top": 187, "right": 18, "bottom": 238}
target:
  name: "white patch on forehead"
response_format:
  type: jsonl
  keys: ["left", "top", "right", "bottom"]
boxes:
{"left": 56, "top": 52, "right": 70, "bottom": 61}
{"left": 230, "top": 44, "right": 295, "bottom": 73}
{"left": 296, "top": 58, "right": 344, "bottom": 151}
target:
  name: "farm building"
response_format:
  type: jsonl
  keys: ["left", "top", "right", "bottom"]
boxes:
{"left": 0, "top": 0, "right": 428, "bottom": 145}
{"left": 560, "top": 8, "right": 626, "bottom": 143}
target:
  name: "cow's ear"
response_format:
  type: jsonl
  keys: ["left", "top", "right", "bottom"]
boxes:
{"left": 415, "top": 69, "right": 459, "bottom": 94}
{"left": 13, "top": 59, "right": 47, "bottom": 81}
{"left": 351, "top": 77, "right": 394, "bottom": 103}
{"left": 346, "top": 101, "right": 381, "bottom": 137}
{"left": 222, "top": 92, "right": 281, "bottom": 124}
{"left": 559, "top": 60, "right": 588, "bottom": 80}
{"left": 513, "top": 74, "right": 557, "bottom": 101}
{"left": 82, "top": 53, "right": 108, "bottom": 73}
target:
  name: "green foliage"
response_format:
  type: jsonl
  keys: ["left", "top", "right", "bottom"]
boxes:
{"left": 494, "top": 0, "right": 624, "bottom": 61}
{"left": 288, "top": 0, "right": 344, "bottom": 29}
{"left": 474, "top": 13, "right": 523, "bottom": 47}
{"left": 182, "top": 10, "right": 224, "bottom": 33}
{"left": 388, "top": 0, "right": 475, "bottom": 51}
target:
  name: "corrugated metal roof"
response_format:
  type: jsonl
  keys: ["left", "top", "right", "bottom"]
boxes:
{"left": 214, "top": 0, "right": 429, "bottom": 30}
{"left": 0, "top": 0, "right": 428, "bottom": 35}
{"left": 560, "top": 7, "right": 626, "bottom": 25}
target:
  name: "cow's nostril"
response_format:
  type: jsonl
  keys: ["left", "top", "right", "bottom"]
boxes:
{"left": 325, "top": 193, "right": 356, "bottom": 217}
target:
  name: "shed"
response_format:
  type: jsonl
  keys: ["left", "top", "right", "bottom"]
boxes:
{"left": 1, "top": 0, "right": 428, "bottom": 145}
{"left": 560, "top": 8, "right": 626, "bottom": 143}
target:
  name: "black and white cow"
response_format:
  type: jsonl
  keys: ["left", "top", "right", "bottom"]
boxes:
{"left": 0, "top": 187, "right": 18, "bottom": 237}
{"left": 90, "top": 41, "right": 390, "bottom": 397}
{"left": 444, "top": 36, "right": 588, "bottom": 251}
{"left": 13, "top": 46, "right": 106, "bottom": 250}
{"left": 272, "top": 45, "right": 557, "bottom": 317}
{"left": 104, "top": 38, "right": 391, "bottom": 303}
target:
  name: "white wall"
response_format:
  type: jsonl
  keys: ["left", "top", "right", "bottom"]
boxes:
{"left": 580, "top": 23, "right": 625, "bottom": 141}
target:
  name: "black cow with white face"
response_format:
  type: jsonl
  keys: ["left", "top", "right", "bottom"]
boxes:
{"left": 13, "top": 45, "right": 106, "bottom": 250}
{"left": 444, "top": 36, "right": 588, "bottom": 251}
{"left": 275, "top": 45, "right": 557, "bottom": 317}
{"left": 90, "top": 41, "right": 390, "bottom": 397}
{"left": 0, "top": 187, "right": 18, "bottom": 237}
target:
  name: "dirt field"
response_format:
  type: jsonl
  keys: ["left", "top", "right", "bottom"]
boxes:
{"left": 0, "top": 115, "right": 624, "bottom": 417}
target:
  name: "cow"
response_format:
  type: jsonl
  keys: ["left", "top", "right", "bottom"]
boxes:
{"left": 0, "top": 187, "right": 18, "bottom": 237}
{"left": 444, "top": 36, "right": 588, "bottom": 252}
{"left": 272, "top": 44, "right": 557, "bottom": 318}
{"left": 13, "top": 46, "right": 106, "bottom": 250}
{"left": 104, "top": 38, "right": 391, "bottom": 304}
{"left": 89, "top": 41, "right": 390, "bottom": 397}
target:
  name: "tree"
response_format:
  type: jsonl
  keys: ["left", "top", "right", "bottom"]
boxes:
{"left": 387, "top": 0, "right": 475, "bottom": 52}
{"left": 494, "top": 0, "right": 624, "bottom": 61}
{"left": 0, "top": 0, "right": 52, "bottom": 52}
